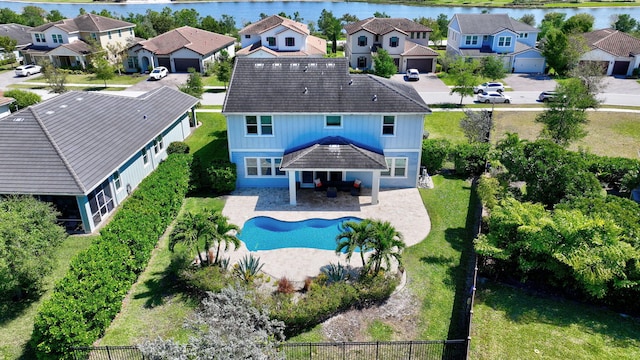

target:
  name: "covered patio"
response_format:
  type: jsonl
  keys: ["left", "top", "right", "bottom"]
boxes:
{"left": 281, "top": 136, "right": 388, "bottom": 206}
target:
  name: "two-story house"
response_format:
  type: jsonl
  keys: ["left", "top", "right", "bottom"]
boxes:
{"left": 222, "top": 57, "right": 431, "bottom": 205}
{"left": 22, "top": 13, "right": 135, "bottom": 69}
{"left": 237, "top": 15, "right": 326, "bottom": 57}
{"left": 0, "top": 87, "right": 198, "bottom": 233}
{"left": 344, "top": 17, "right": 438, "bottom": 73}
{"left": 126, "top": 26, "right": 236, "bottom": 73}
{"left": 447, "top": 14, "right": 545, "bottom": 73}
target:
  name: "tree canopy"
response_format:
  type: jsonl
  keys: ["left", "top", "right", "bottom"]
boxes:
{"left": 372, "top": 49, "right": 397, "bottom": 78}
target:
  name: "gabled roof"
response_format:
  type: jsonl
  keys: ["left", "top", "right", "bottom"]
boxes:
{"left": 31, "top": 13, "right": 134, "bottom": 34}
{"left": 239, "top": 15, "right": 309, "bottom": 36}
{"left": 402, "top": 41, "right": 439, "bottom": 57}
{"left": 344, "top": 17, "right": 431, "bottom": 36}
{"left": 223, "top": 57, "right": 430, "bottom": 114}
{"left": 451, "top": 14, "right": 538, "bottom": 35}
{"left": 582, "top": 28, "right": 640, "bottom": 57}
{"left": 236, "top": 35, "right": 327, "bottom": 57}
{"left": 0, "top": 23, "right": 33, "bottom": 47}
{"left": 281, "top": 136, "right": 387, "bottom": 170}
{"left": 133, "top": 26, "right": 235, "bottom": 56}
{"left": 0, "top": 87, "right": 198, "bottom": 196}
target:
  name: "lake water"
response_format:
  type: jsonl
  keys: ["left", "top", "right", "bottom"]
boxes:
{"left": 3, "top": 1, "right": 639, "bottom": 29}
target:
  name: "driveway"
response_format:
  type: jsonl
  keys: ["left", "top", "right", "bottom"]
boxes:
{"left": 126, "top": 73, "right": 190, "bottom": 92}
{"left": 504, "top": 73, "right": 556, "bottom": 92}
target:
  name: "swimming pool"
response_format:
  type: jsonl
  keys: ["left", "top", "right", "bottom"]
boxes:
{"left": 238, "top": 216, "right": 362, "bottom": 251}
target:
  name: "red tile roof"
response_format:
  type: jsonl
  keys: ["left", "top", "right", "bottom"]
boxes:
{"left": 135, "top": 26, "right": 235, "bottom": 56}
{"left": 583, "top": 28, "right": 640, "bottom": 57}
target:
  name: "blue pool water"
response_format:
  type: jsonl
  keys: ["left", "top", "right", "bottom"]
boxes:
{"left": 239, "top": 216, "right": 362, "bottom": 251}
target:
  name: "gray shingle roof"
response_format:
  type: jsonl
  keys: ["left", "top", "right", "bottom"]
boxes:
{"left": 0, "top": 87, "right": 198, "bottom": 195}
{"left": 344, "top": 18, "right": 431, "bottom": 36}
{"left": 31, "top": 13, "right": 134, "bottom": 34}
{"left": 0, "top": 23, "right": 33, "bottom": 47}
{"left": 281, "top": 136, "right": 387, "bottom": 170}
{"left": 223, "top": 57, "right": 430, "bottom": 114}
{"left": 452, "top": 14, "right": 538, "bottom": 35}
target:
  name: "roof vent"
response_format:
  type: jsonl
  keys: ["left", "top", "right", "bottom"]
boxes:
{"left": 303, "top": 87, "right": 308, "bottom": 94}
{"left": 59, "top": 104, "right": 67, "bottom": 108}
{"left": 272, "top": 63, "right": 281, "bottom": 68}
{"left": 12, "top": 117, "right": 24, "bottom": 122}
{"left": 254, "top": 63, "right": 264, "bottom": 69}
{"left": 76, "top": 97, "right": 83, "bottom": 101}
{"left": 46, "top": 110, "right": 55, "bottom": 115}
{"left": 349, "top": 79, "right": 353, "bottom": 85}
{"left": 326, "top": 63, "right": 335, "bottom": 68}
{"left": 143, "top": 115, "right": 147, "bottom": 120}
{"left": 372, "top": 95, "right": 378, "bottom": 101}
{"left": 303, "top": 65, "right": 308, "bottom": 72}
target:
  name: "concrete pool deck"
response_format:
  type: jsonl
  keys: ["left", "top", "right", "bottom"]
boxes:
{"left": 221, "top": 187, "right": 431, "bottom": 283}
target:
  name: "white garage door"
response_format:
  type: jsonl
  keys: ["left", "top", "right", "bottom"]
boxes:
{"left": 514, "top": 58, "right": 545, "bottom": 73}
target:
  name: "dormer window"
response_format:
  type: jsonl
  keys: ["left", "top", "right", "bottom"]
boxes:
{"left": 389, "top": 36, "right": 399, "bottom": 48}
{"left": 285, "top": 37, "right": 295, "bottom": 47}
{"left": 52, "top": 34, "right": 63, "bottom": 44}
{"left": 498, "top": 36, "right": 512, "bottom": 47}
{"left": 267, "top": 36, "right": 276, "bottom": 46}
{"left": 519, "top": 33, "right": 528, "bottom": 38}
{"left": 358, "top": 36, "right": 367, "bottom": 47}
{"left": 34, "top": 33, "right": 45, "bottom": 43}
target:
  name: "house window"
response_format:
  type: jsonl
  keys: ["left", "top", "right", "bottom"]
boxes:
{"left": 129, "top": 28, "right": 133, "bottom": 35}
{"left": 357, "top": 56, "right": 367, "bottom": 68}
{"left": 519, "top": 33, "right": 528, "bottom": 39}
{"left": 245, "top": 157, "right": 286, "bottom": 177}
{"left": 498, "top": 36, "right": 512, "bottom": 47}
{"left": 88, "top": 179, "right": 114, "bottom": 227}
{"left": 267, "top": 36, "right": 276, "bottom": 46}
{"left": 127, "top": 57, "right": 139, "bottom": 69}
{"left": 423, "top": 32, "right": 427, "bottom": 39}
{"left": 34, "top": 33, "right": 45, "bottom": 43}
{"left": 410, "top": 32, "right": 414, "bottom": 39}
{"left": 118, "top": 29, "right": 122, "bottom": 37}
{"left": 382, "top": 115, "right": 395, "bottom": 135}
{"left": 91, "top": 33, "right": 97, "bottom": 40}
{"left": 52, "top": 34, "right": 63, "bottom": 43}
{"left": 245, "top": 34, "right": 251, "bottom": 39}
{"left": 245, "top": 115, "right": 273, "bottom": 136}
{"left": 108, "top": 31, "right": 112, "bottom": 39}
{"left": 325, "top": 115, "right": 341, "bottom": 128}
{"left": 389, "top": 36, "right": 399, "bottom": 47}
{"left": 381, "top": 157, "right": 407, "bottom": 177}
{"left": 358, "top": 36, "right": 367, "bottom": 46}
{"left": 285, "top": 37, "right": 295, "bottom": 47}
{"left": 141, "top": 147, "right": 149, "bottom": 165}
{"left": 465, "top": 35, "right": 478, "bottom": 46}
{"left": 153, "top": 134, "right": 164, "bottom": 154}
{"left": 113, "top": 171, "right": 122, "bottom": 190}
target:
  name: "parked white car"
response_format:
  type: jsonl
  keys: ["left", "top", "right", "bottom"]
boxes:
{"left": 15, "top": 64, "right": 42, "bottom": 77}
{"left": 149, "top": 66, "right": 168, "bottom": 80}
{"left": 406, "top": 68, "right": 420, "bottom": 81}
{"left": 473, "top": 82, "right": 504, "bottom": 94}
{"left": 477, "top": 91, "right": 511, "bottom": 104}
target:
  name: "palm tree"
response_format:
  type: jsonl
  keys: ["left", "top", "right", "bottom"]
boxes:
{"left": 169, "top": 211, "right": 215, "bottom": 266}
{"left": 367, "top": 220, "right": 406, "bottom": 275}
{"left": 209, "top": 211, "right": 241, "bottom": 265}
{"left": 335, "top": 219, "right": 373, "bottom": 271}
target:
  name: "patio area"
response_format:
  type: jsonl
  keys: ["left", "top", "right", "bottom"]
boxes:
{"left": 221, "top": 187, "right": 431, "bottom": 283}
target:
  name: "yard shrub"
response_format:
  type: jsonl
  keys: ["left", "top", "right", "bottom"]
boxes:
{"left": 421, "top": 138, "right": 451, "bottom": 174}
{"left": 30, "top": 154, "right": 191, "bottom": 359}
{"left": 452, "top": 142, "right": 491, "bottom": 176}
{"left": 3, "top": 89, "right": 41, "bottom": 112}
{"left": 167, "top": 141, "right": 190, "bottom": 155}
{"left": 207, "top": 159, "right": 237, "bottom": 195}
{"left": 476, "top": 174, "right": 501, "bottom": 210}
{"left": 179, "top": 263, "right": 234, "bottom": 294}
{"left": 584, "top": 154, "right": 640, "bottom": 192}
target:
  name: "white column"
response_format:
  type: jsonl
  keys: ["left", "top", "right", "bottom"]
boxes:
{"left": 288, "top": 171, "right": 297, "bottom": 206}
{"left": 371, "top": 171, "right": 380, "bottom": 205}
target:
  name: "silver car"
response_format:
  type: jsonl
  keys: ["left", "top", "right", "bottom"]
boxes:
{"left": 477, "top": 91, "right": 512, "bottom": 104}
{"left": 406, "top": 68, "right": 420, "bottom": 81}
{"left": 473, "top": 82, "right": 504, "bottom": 94}
{"left": 15, "top": 64, "right": 42, "bottom": 77}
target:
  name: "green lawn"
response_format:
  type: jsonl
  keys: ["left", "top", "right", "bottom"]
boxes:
{"left": 470, "top": 281, "right": 640, "bottom": 360}
{"left": 22, "top": 73, "right": 146, "bottom": 86}
{"left": 202, "top": 75, "right": 225, "bottom": 87}
{"left": 426, "top": 112, "right": 467, "bottom": 145}
{"left": 0, "top": 235, "right": 95, "bottom": 360}
{"left": 189, "top": 112, "right": 229, "bottom": 162}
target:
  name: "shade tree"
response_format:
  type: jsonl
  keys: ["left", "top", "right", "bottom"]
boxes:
{"left": 449, "top": 58, "right": 480, "bottom": 105}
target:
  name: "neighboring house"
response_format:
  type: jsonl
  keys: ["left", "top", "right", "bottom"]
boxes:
{"left": 222, "top": 57, "right": 431, "bottom": 205}
{"left": 21, "top": 13, "right": 135, "bottom": 69}
{"left": 447, "top": 13, "right": 545, "bottom": 73}
{"left": 0, "top": 87, "right": 199, "bottom": 233}
{"left": 126, "top": 26, "right": 236, "bottom": 73}
{"left": 0, "top": 96, "right": 15, "bottom": 118}
{"left": 344, "top": 17, "right": 438, "bottom": 73}
{"left": 0, "top": 23, "right": 33, "bottom": 63}
{"left": 580, "top": 28, "right": 640, "bottom": 76}
{"left": 237, "top": 15, "right": 326, "bottom": 57}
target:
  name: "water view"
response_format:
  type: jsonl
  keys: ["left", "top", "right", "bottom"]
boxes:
{"left": 3, "top": 1, "right": 639, "bottom": 29}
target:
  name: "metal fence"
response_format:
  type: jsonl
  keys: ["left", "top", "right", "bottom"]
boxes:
{"left": 72, "top": 340, "right": 467, "bottom": 360}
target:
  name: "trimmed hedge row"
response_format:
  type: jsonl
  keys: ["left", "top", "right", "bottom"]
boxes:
{"left": 30, "top": 154, "right": 192, "bottom": 360}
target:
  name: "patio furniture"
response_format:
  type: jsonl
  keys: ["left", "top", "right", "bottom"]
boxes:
{"left": 327, "top": 186, "right": 337, "bottom": 198}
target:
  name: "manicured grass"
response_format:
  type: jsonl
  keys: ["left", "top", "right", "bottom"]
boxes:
{"left": 187, "top": 112, "right": 229, "bottom": 161}
{"left": 404, "top": 176, "right": 475, "bottom": 340}
{"left": 0, "top": 235, "right": 95, "bottom": 360}
{"left": 470, "top": 281, "right": 640, "bottom": 360}
{"left": 492, "top": 111, "right": 640, "bottom": 158}
{"left": 202, "top": 75, "right": 225, "bottom": 87}
{"left": 22, "top": 73, "right": 146, "bottom": 86}
{"left": 425, "top": 111, "right": 467, "bottom": 145}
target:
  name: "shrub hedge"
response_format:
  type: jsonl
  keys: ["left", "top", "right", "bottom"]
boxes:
{"left": 30, "top": 154, "right": 191, "bottom": 360}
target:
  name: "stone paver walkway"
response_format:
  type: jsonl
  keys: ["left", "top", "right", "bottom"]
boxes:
{"left": 221, "top": 187, "right": 430, "bottom": 283}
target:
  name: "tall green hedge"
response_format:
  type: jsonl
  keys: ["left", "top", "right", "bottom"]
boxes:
{"left": 30, "top": 154, "right": 191, "bottom": 359}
